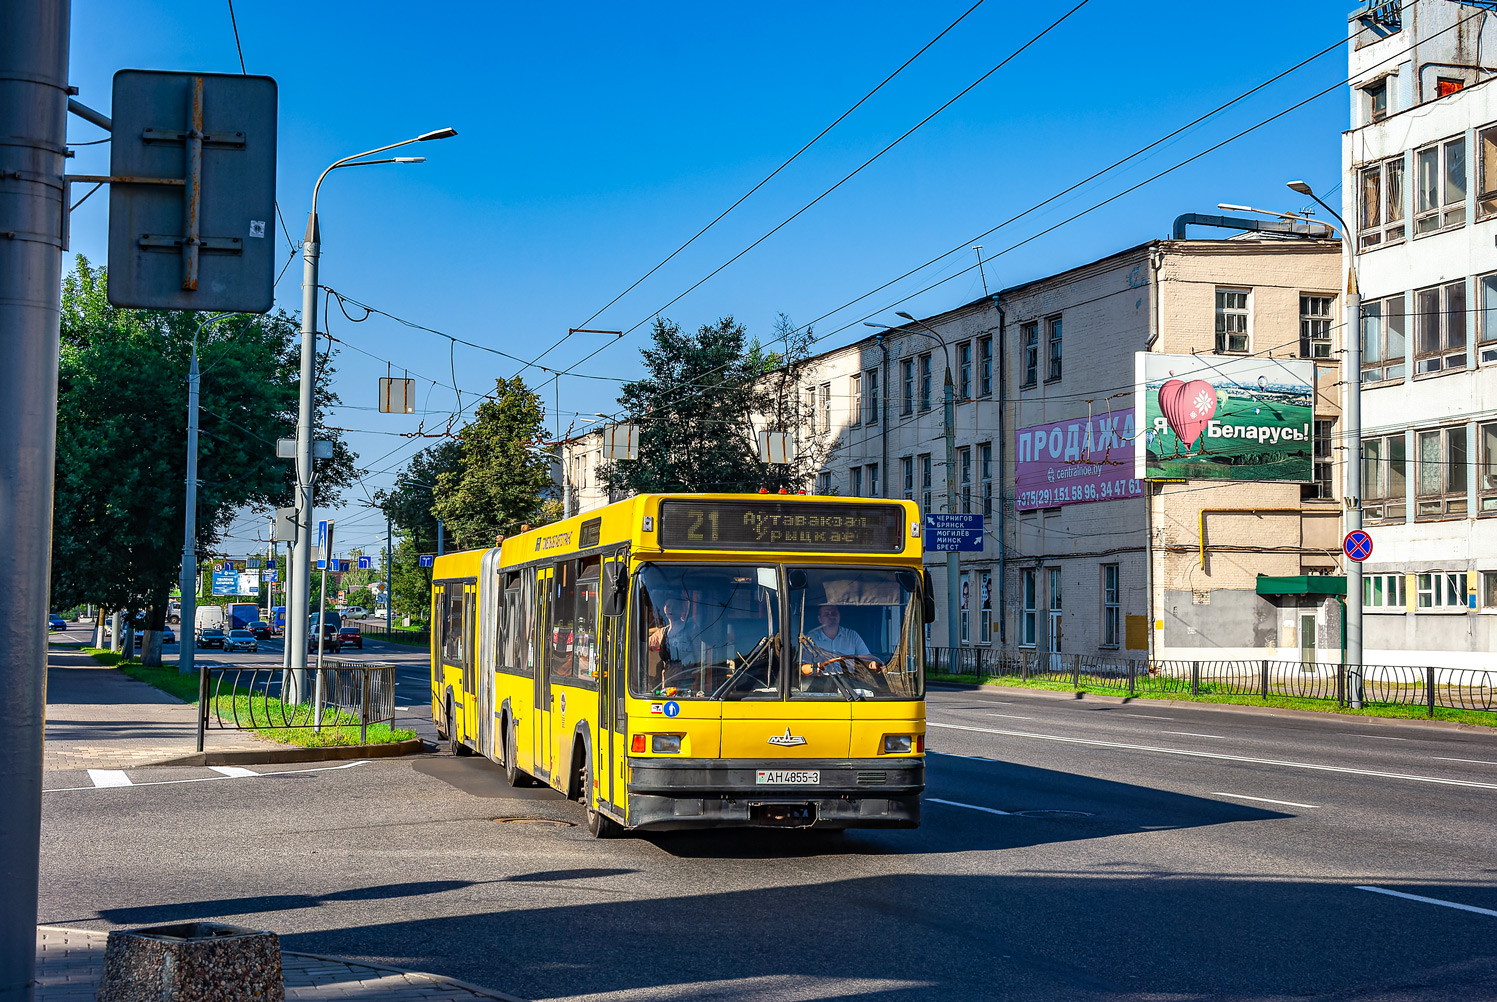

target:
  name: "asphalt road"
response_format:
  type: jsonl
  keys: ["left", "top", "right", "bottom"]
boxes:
{"left": 39, "top": 678, "right": 1497, "bottom": 1002}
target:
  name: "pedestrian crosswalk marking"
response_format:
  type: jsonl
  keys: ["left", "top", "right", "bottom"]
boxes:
{"left": 87, "top": 769, "right": 132, "bottom": 788}
{"left": 208, "top": 765, "right": 258, "bottom": 778}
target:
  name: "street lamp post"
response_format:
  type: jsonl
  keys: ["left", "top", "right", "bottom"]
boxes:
{"left": 1288, "top": 179, "right": 1363, "bottom": 707}
{"left": 180, "top": 312, "right": 234, "bottom": 687}
{"left": 867, "top": 315, "right": 961, "bottom": 649}
{"left": 287, "top": 128, "right": 456, "bottom": 698}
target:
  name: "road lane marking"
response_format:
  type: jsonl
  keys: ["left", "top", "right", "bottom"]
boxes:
{"left": 927, "top": 797, "right": 1012, "bottom": 816}
{"left": 1357, "top": 886, "right": 1497, "bottom": 918}
{"left": 208, "top": 766, "right": 258, "bottom": 778}
{"left": 1355, "top": 734, "right": 1406, "bottom": 741}
{"left": 986, "top": 713, "right": 1036, "bottom": 720}
{"left": 1434, "top": 757, "right": 1497, "bottom": 766}
{"left": 47, "top": 760, "right": 368, "bottom": 793}
{"left": 1116, "top": 713, "right": 1175, "bottom": 720}
{"left": 1162, "top": 730, "right": 1227, "bottom": 740}
{"left": 1210, "top": 792, "right": 1319, "bottom": 809}
{"left": 87, "top": 770, "right": 131, "bottom": 788}
{"left": 925, "top": 721, "right": 1497, "bottom": 790}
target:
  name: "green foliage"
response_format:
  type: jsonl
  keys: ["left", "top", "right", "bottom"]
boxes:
{"left": 375, "top": 440, "right": 461, "bottom": 551}
{"left": 389, "top": 534, "right": 433, "bottom": 621}
{"left": 52, "top": 258, "right": 362, "bottom": 657}
{"left": 601, "top": 314, "right": 829, "bottom": 495}
{"left": 430, "top": 376, "right": 553, "bottom": 549}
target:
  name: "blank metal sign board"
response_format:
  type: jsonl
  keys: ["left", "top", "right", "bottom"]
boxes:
{"left": 379, "top": 377, "right": 415, "bottom": 414}
{"left": 107, "top": 70, "right": 277, "bottom": 313}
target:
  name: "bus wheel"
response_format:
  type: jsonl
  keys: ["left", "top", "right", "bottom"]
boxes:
{"left": 580, "top": 751, "right": 620, "bottom": 838}
{"left": 503, "top": 723, "right": 527, "bottom": 787}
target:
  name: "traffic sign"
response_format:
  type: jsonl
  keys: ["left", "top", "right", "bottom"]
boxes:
{"left": 358, "top": 555, "right": 373, "bottom": 570}
{"left": 1343, "top": 529, "right": 1373, "bottom": 562}
{"left": 419, "top": 554, "right": 435, "bottom": 568}
{"left": 316, "top": 520, "right": 335, "bottom": 569}
{"left": 923, "top": 513, "right": 985, "bottom": 552}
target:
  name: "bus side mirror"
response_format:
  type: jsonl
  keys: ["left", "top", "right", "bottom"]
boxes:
{"left": 921, "top": 569, "right": 937, "bottom": 622}
{"left": 601, "top": 562, "right": 628, "bottom": 618}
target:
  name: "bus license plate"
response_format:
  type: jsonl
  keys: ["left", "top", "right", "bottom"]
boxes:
{"left": 756, "top": 769, "right": 820, "bottom": 785}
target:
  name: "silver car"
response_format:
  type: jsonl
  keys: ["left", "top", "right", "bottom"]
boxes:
{"left": 224, "top": 629, "right": 258, "bottom": 653}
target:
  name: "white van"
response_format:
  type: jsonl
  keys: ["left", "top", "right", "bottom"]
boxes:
{"left": 194, "top": 606, "right": 225, "bottom": 632}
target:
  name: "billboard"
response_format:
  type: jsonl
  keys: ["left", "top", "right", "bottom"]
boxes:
{"left": 1015, "top": 414, "right": 1141, "bottom": 511}
{"left": 1135, "top": 353, "right": 1315, "bottom": 481}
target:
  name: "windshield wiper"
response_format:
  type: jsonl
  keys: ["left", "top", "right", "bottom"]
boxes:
{"left": 797, "top": 637, "right": 863, "bottom": 701}
{"left": 710, "top": 635, "right": 774, "bottom": 699}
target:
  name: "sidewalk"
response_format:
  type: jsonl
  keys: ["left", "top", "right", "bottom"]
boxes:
{"left": 36, "top": 926, "right": 524, "bottom": 1002}
{"left": 44, "top": 651, "right": 267, "bottom": 771}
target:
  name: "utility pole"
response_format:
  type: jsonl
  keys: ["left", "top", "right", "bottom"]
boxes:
{"left": 179, "top": 313, "right": 232, "bottom": 677}
{"left": 385, "top": 517, "right": 393, "bottom": 636}
{"left": 0, "top": 4, "right": 68, "bottom": 999}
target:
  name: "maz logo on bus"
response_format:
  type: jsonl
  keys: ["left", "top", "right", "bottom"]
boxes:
{"left": 767, "top": 728, "right": 807, "bottom": 747}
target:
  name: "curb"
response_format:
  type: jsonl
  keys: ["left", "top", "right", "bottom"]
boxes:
{"left": 928, "top": 681, "right": 1497, "bottom": 733}
{"left": 147, "top": 737, "right": 428, "bottom": 767}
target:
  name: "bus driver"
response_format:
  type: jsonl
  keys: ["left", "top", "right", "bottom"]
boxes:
{"left": 800, "top": 604, "right": 881, "bottom": 676}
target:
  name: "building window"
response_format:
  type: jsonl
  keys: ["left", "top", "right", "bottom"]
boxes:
{"left": 1414, "top": 136, "right": 1466, "bottom": 236}
{"left": 978, "top": 571, "right": 992, "bottom": 644}
{"left": 866, "top": 369, "right": 880, "bottom": 424}
{"left": 978, "top": 336, "right": 992, "bottom": 396}
{"left": 1303, "top": 420, "right": 1335, "bottom": 501}
{"left": 1480, "top": 421, "right": 1497, "bottom": 514}
{"left": 1478, "top": 273, "right": 1497, "bottom": 365}
{"left": 1300, "top": 294, "right": 1334, "bottom": 359}
{"left": 959, "top": 571, "right": 970, "bottom": 644}
{"left": 850, "top": 466, "right": 863, "bottom": 497}
{"left": 901, "top": 456, "right": 914, "bottom": 501}
{"left": 919, "top": 454, "right": 932, "bottom": 514}
{"left": 1020, "top": 569, "right": 1037, "bottom": 647}
{"left": 1482, "top": 570, "right": 1497, "bottom": 610}
{"left": 1362, "top": 294, "right": 1407, "bottom": 383}
{"left": 1364, "top": 573, "right": 1406, "bottom": 611}
{"left": 919, "top": 354, "right": 932, "bottom": 410}
{"left": 1362, "top": 433, "right": 1407, "bottom": 524}
{"left": 957, "top": 342, "right": 972, "bottom": 400}
{"left": 1215, "top": 290, "right": 1250, "bottom": 353}
{"left": 1437, "top": 77, "right": 1465, "bottom": 98}
{"left": 804, "top": 386, "right": 816, "bottom": 436}
{"left": 867, "top": 462, "right": 879, "bottom": 498}
{"left": 958, "top": 447, "right": 972, "bottom": 513}
{"left": 1415, "top": 280, "right": 1467, "bottom": 375}
{"left": 1359, "top": 156, "right": 1406, "bottom": 250}
{"left": 1365, "top": 78, "right": 1388, "bottom": 122}
{"left": 980, "top": 442, "right": 993, "bottom": 517}
{"left": 1046, "top": 316, "right": 1062, "bottom": 380}
{"left": 818, "top": 383, "right": 831, "bottom": 433}
{"left": 1102, "top": 564, "right": 1120, "bottom": 648}
{"left": 816, "top": 471, "right": 832, "bottom": 495}
{"left": 1048, "top": 568, "right": 1063, "bottom": 653}
{"left": 901, "top": 359, "right": 914, "bottom": 416}
{"left": 1417, "top": 571, "right": 1468, "bottom": 611}
{"left": 1416, "top": 425, "right": 1468, "bottom": 517}
{"left": 849, "top": 373, "right": 862, "bottom": 427}
{"left": 1479, "top": 125, "right": 1497, "bottom": 219}
{"left": 1021, "top": 322, "right": 1038, "bottom": 387}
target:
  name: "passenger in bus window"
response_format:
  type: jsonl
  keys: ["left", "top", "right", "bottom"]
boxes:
{"left": 800, "top": 604, "right": 880, "bottom": 676}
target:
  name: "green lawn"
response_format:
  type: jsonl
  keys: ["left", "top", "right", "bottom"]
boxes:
{"left": 927, "top": 673, "right": 1497, "bottom": 727}
{"left": 84, "top": 649, "right": 416, "bottom": 747}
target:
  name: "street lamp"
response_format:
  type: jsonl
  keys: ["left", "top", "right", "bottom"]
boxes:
{"left": 179, "top": 312, "right": 234, "bottom": 693}
{"left": 866, "top": 313, "right": 962, "bottom": 649}
{"left": 1288, "top": 178, "right": 1363, "bottom": 707}
{"left": 287, "top": 127, "right": 457, "bottom": 685}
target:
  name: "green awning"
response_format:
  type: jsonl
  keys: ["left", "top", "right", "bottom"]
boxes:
{"left": 1255, "top": 575, "right": 1346, "bottom": 597}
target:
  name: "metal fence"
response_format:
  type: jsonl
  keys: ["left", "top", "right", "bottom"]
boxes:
{"left": 202, "top": 660, "right": 398, "bottom": 743}
{"left": 925, "top": 648, "right": 1496, "bottom": 716}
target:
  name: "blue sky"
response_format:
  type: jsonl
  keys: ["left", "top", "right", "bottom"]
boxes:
{"left": 67, "top": 1, "right": 1356, "bottom": 557}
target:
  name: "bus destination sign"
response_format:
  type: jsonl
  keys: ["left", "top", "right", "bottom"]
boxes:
{"left": 658, "top": 500, "right": 906, "bottom": 552}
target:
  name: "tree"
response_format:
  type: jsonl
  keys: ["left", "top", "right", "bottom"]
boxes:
{"left": 430, "top": 377, "right": 553, "bottom": 550}
{"left": 50, "top": 257, "right": 362, "bottom": 665}
{"left": 375, "top": 439, "right": 461, "bottom": 555}
{"left": 389, "top": 535, "right": 432, "bottom": 621}
{"left": 600, "top": 314, "right": 829, "bottom": 495}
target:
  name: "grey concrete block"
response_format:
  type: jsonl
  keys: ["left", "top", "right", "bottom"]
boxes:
{"left": 97, "top": 923, "right": 284, "bottom": 1002}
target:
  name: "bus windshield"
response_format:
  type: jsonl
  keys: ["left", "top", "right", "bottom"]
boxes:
{"left": 633, "top": 563, "right": 782, "bottom": 700}
{"left": 789, "top": 566, "right": 924, "bottom": 700}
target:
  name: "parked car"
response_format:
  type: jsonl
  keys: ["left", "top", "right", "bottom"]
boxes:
{"left": 224, "top": 629, "right": 258, "bottom": 653}
{"left": 338, "top": 625, "right": 363, "bottom": 650}
{"left": 48, "top": 614, "right": 67, "bottom": 632}
{"left": 308, "top": 623, "right": 341, "bottom": 654}
{"left": 161, "top": 625, "right": 176, "bottom": 644}
{"left": 197, "top": 628, "right": 226, "bottom": 649}
{"left": 249, "top": 621, "right": 274, "bottom": 640}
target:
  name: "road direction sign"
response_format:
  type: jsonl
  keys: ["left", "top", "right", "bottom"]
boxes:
{"left": 419, "top": 554, "right": 435, "bottom": 568}
{"left": 1343, "top": 529, "right": 1373, "bottom": 562}
{"left": 923, "top": 513, "right": 985, "bottom": 552}
{"left": 106, "top": 70, "right": 278, "bottom": 313}
{"left": 358, "top": 555, "right": 373, "bottom": 569}
{"left": 316, "top": 520, "right": 334, "bottom": 569}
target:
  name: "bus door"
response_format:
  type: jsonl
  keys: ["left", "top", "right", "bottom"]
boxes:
{"left": 599, "top": 554, "right": 627, "bottom": 812}
{"left": 533, "top": 565, "right": 554, "bottom": 782}
{"left": 463, "top": 584, "right": 480, "bottom": 755}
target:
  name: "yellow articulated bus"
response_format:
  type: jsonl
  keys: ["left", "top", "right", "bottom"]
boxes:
{"left": 430, "top": 492, "right": 931, "bottom": 837}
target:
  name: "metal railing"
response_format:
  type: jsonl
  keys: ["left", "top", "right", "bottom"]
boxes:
{"left": 202, "top": 660, "right": 398, "bottom": 743}
{"left": 925, "top": 648, "right": 1496, "bottom": 716}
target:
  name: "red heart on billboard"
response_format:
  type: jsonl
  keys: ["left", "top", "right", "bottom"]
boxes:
{"left": 1158, "top": 378, "right": 1217, "bottom": 447}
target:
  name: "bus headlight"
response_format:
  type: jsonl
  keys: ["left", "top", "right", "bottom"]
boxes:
{"left": 881, "top": 734, "right": 913, "bottom": 754}
{"left": 651, "top": 734, "right": 683, "bottom": 754}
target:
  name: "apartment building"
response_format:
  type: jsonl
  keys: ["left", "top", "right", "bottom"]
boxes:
{"left": 1344, "top": 0, "right": 1497, "bottom": 668}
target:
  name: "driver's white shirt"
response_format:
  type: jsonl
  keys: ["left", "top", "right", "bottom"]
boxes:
{"left": 804, "top": 626, "right": 872, "bottom": 668}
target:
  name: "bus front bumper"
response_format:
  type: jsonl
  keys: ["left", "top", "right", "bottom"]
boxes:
{"left": 625, "top": 757, "right": 924, "bottom": 830}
